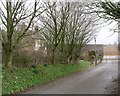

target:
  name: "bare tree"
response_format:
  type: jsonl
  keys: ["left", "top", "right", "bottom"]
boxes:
{"left": 40, "top": 2, "right": 70, "bottom": 64}
{"left": 87, "top": 0, "right": 120, "bottom": 30}
{"left": 90, "top": 0, "right": 120, "bottom": 21}
{"left": 39, "top": 2, "right": 99, "bottom": 64}
{"left": 0, "top": 0, "right": 44, "bottom": 69}
{"left": 63, "top": 2, "right": 98, "bottom": 63}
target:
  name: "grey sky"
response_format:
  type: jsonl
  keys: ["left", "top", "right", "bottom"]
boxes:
{"left": 0, "top": 0, "right": 119, "bottom": 45}
{"left": 89, "top": 21, "right": 118, "bottom": 44}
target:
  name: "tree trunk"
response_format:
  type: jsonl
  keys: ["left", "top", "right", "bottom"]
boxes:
{"left": 51, "top": 49, "right": 55, "bottom": 64}
{"left": 60, "top": 49, "right": 64, "bottom": 64}
{"left": 67, "top": 55, "right": 72, "bottom": 63}
{"left": 74, "top": 55, "right": 79, "bottom": 63}
{"left": 5, "top": 51, "right": 12, "bottom": 69}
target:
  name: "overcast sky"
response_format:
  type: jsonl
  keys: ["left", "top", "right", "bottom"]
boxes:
{"left": 0, "top": 0, "right": 119, "bottom": 45}
{"left": 89, "top": 21, "right": 118, "bottom": 45}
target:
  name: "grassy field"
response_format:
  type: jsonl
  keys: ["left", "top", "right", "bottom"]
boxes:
{"left": 2, "top": 60, "right": 94, "bottom": 94}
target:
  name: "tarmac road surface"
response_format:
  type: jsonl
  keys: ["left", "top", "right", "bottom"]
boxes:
{"left": 21, "top": 60, "right": 118, "bottom": 94}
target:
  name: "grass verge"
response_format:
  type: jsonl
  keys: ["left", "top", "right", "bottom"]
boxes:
{"left": 2, "top": 60, "right": 94, "bottom": 94}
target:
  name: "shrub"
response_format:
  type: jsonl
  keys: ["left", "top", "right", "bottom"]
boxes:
{"left": 88, "top": 50, "right": 96, "bottom": 59}
{"left": 88, "top": 50, "right": 97, "bottom": 64}
{"left": 12, "top": 49, "right": 46, "bottom": 67}
{"left": 97, "top": 54, "right": 103, "bottom": 63}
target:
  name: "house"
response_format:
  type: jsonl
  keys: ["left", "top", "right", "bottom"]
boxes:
{"left": 104, "top": 44, "right": 118, "bottom": 56}
{"left": 81, "top": 44, "right": 104, "bottom": 56}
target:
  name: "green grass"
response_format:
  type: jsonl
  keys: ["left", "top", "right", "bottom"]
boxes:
{"left": 2, "top": 60, "right": 94, "bottom": 94}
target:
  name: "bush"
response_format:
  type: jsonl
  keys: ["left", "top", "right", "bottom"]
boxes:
{"left": 88, "top": 50, "right": 96, "bottom": 59}
{"left": 88, "top": 50, "right": 97, "bottom": 64}
{"left": 97, "top": 55, "right": 103, "bottom": 63}
{"left": 80, "top": 53, "right": 90, "bottom": 61}
{"left": 12, "top": 49, "right": 46, "bottom": 67}
{"left": 12, "top": 50, "right": 31, "bottom": 67}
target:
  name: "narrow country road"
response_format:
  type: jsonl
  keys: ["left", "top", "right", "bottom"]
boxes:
{"left": 22, "top": 60, "right": 118, "bottom": 94}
